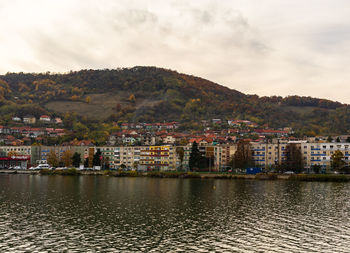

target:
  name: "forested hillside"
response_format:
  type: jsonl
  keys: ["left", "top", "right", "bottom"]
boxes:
{"left": 0, "top": 66, "right": 349, "bottom": 135}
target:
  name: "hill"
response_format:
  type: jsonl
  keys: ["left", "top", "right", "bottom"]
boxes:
{"left": 0, "top": 66, "right": 349, "bottom": 135}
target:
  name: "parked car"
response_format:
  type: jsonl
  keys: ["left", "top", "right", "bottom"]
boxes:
{"left": 34, "top": 164, "right": 52, "bottom": 170}
{"left": 284, "top": 171, "right": 295, "bottom": 174}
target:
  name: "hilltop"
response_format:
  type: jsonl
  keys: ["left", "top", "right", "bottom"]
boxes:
{"left": 0, "top": 66, "right": 349, "bottom": 135}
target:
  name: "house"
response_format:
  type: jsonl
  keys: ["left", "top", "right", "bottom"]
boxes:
{"left": 39, "top": 115, "right": 51, "bottom": 122}
{"left": 188, "top": 137, "right": 213, "bottom": 146}
{"left": 163, "top": 134, "right": 177, "bottom": 144}
{"left": 121, "top": 123, "right": 129, "bottom": 130}
{"left": 23, "top": 116, "right": 36, "bottom": 124}
{"left": 0, "top": 126, "right": 11, "bottom": 134}
{"left": 54, "top": 118, "right": 63, "bottom": 124}
{"left": 12, "top": 116, "right": 21, "bottom": 122}
{"left": 254, "top": 129, "right": 289, "bottom": 137}
{"left": 228, "top": 120, "right": 257, "bottom": 128}
{"left": 212, "top": 119, "right": 222, "bottom": 124}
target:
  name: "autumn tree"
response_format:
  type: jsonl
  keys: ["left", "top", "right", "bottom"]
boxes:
{"left": 176, "top": 147, "right": 185, "bottom": 170}
{"left": 71, "top": 95, "right": 79, "bottom": 101}
{"left": 129, "top": 94, "right": 136, "bottom": 103}
{"left": 61, "top": 150, "right": 73, "bottom": 167}
{"left": 85, "top": 96, "right": 91, "bottom": 104}
{"left": 233, "top": 140, "right": 253, "bottom": 169}
{"left": 7, "top": 151, "right": 18, "bottom": 157}
{"left": 281, "top": 143, "right": 304, "bottom": 173}
{"left": 47, "top": 150, "right": 59, "bottom": 167}
{"left": 115, "top": 103, "right": 122, "bottom": 111}
{"left": 331, "top": 150, "right": 345, "bottom": 172}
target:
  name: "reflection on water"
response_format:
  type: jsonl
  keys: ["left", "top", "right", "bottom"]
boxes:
{"left": 0, "top": 175, "right": 350, "bottom": 252}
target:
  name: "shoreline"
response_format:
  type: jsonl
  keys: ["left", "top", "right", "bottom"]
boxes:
{"left": 0, "top": 170, "right": 349, "bottom": 182}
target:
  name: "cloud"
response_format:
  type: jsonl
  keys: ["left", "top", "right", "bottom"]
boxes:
{"left": 0, "top": 0, "right": 350, "bottom": 103}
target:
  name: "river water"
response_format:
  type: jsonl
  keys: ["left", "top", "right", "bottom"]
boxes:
{"left": 0, "top": 175, "right": 349, "bottom": 252}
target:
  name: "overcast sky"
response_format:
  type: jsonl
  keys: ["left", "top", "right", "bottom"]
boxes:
{"left": 1, "top": 0, "right": 350, "bottom": 103}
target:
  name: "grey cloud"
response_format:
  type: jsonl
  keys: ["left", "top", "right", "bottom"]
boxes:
{"left": 1, "top": 0, "right": 350, "bottom": 103}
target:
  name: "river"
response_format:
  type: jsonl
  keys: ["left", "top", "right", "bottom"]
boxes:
{"left": 0, "top": 175, "right": 349, "bottom": 252}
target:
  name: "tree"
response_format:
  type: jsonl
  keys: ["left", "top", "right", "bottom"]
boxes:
{"left": 176, "top": 147, "right": 184, "bottom": 170}
{"left": 84, "top": 158, "right": 89, "bottom": 167}
{"left": 336, "top": 137, "right": 341, "bottom": 143}
{"left": 331, "top": 150, "right": 345, "bottom": 172}
{"left": 188, "top": 142, "right": 208, "bottom": 171}
{"left": 85, "top": 96, "right": 91, "bottom": 104}
{"left": 327, "top": 136, "right": 333, "bottom": 142}
{"left": 233, "top": 140, "right": 253, "bottom": 169}
{"left": 311, "top": 164, "right": 321, "bottom": 174}
{"left": 61, "top": 150, "right": 73, "bottom": 167}
{"left": 102, "top": 156, "right": 110, "bottom": 170}
{"left": 133, "top": 161, "right": 139, "bottom": 170}
{"left": 47, "top": 150, "right": 59, "bottom": 167}
{"left": 281, "top": 143, "right": 304, "bottom": 173}
{"left": 7, "top": 151, "right": 18, "bottom": 157}
{"left": 189, "top": 142, "right": 200, "bottom": 170}
{"left": 71, "top": 95, "right": 79, "bottom": 101}
{"left": 129, "top": 94, "right": 136, "bottom": 103}
{"left": 93, "top": 149, "right": 102, "bottom": 167}
{"left": 72, "top": 152, "right": 81, "bottom": 168}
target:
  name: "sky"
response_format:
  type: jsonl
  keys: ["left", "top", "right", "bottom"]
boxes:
{"left": 1, "top": 0, "right": 350, "bottom": 103}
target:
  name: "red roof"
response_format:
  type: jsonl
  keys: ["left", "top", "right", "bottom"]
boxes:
{"left": 255, "top": 129, "right": 289, "bottom": 134}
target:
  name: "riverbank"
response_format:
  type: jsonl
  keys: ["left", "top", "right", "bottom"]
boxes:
{"left": 0, "top": 169, "right": 350, "bottom": 182}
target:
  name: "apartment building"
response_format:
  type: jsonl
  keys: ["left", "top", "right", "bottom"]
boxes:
{"left": 213, "top": 145, "right": 237, "bottom": 170}
{"left": 99, "top": 147, "right": 115, "bottom": 168}
{"left": 140, "top": 145, "right": 175, "bottom": 171}
{"left": 301, "top": 142, "right": 350, "bottom": 169}
{"left": 113, "top": 145, "right": 178, "bottom": 171}
{"left": 0, "top": 146, "right": 31, "bottom": 157}
{"left": 250, "top": 141, "right": 305, "bottom": 169}
{"left": 31, "top": 146, "right": 90, "bottom": 165}
{"left": 114, "top": 146, "right": 138, "bottom": 169}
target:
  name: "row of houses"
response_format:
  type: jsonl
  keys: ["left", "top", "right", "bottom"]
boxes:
{"left": 120, "top": 122, "right": 179, "bottom": 130}
{"left": 12, "top": 115, "right": 62, "bottom": 124}
{"left": 0, "top": 126, "right": 66, "bottom": 138}
{"left": 2, "top": 141, "right": 350, "bottom": 171}
{"left": 108, "top": 127, "right": 292, "bottom": 146}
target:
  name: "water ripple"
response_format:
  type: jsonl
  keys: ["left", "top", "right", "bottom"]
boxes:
{"left": 0, "top": 176, "right": 349, "bottom": 252}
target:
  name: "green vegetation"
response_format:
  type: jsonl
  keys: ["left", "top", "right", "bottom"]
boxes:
{"left": 1, "top": 66, "right": 350, "bottom": 138}
{"left": 146, "top": 171, "right": 201, "bottom": 178}
{"left": 72, "top": 152, "right": 81, "bottom": 168}
{"left": 39, "top": 168, "right": 80, "bottom": 176}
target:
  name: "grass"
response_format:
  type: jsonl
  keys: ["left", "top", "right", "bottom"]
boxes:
{"left": 40, "top": 168, "right": 80, "bottom": 176}
{"left": 37, "top": 169, "right": 350, "bottom": 182}
{"left": 146, "top": 171, "right": 201, "bottom": 178}
{"left": 45, "top": 92, "right": 162, "bottom": 120}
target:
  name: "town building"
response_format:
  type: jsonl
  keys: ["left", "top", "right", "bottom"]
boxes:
{"left": 23, "top": 116, "right": 36, "bottom": 124}
{"left": 39, "top": 115, "right": 51, "bottom": 122}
